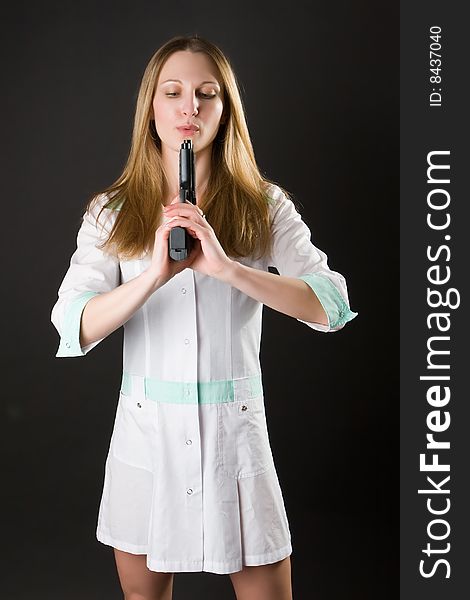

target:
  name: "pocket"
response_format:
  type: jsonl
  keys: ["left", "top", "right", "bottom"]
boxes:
{"left": 218, "top": 396, "right": 275, "bottom": 479}
{"left": 111, "top": 390, "right": 157, "bottom": 472}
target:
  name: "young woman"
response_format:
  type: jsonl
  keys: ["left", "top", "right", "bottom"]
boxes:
{"left": 51, "top": 35, "right": 357, "bottom": 600}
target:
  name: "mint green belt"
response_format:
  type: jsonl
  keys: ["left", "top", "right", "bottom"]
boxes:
{"left": 121, "top": 371, "right": 263, "bottom": 404}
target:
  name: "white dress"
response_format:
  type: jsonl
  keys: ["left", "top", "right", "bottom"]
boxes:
{"left": 50, "top": 183, "right": 357, "bottom": 574}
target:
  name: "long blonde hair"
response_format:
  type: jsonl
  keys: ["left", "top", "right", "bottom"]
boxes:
{"left": 88, "top": 35, "right": 291, "bottom": 261}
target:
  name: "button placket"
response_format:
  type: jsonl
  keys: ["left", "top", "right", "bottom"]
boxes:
{"left": 178, "top": 271, "right": 200, "bottom": 509}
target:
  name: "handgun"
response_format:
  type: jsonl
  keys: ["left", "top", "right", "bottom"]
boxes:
{"left": 169, "top": 139, "right": 196, "bottom": 261}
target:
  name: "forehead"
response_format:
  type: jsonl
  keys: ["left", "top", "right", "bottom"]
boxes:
{"left": 158, "top": 50, "right": 221, "bottom": 85}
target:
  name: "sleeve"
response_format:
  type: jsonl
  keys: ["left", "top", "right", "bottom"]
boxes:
{"left": 50, "top": 195, "right": 121, "bottom": 357}
{"left": 267, "top": 186, "right": 358, "bottom": 333}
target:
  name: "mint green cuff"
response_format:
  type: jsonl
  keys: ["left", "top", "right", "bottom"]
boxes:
{"left": 56, "top": 291, "right": 100, "bottom": 357}
{"left": 298, "top": 273, "right": 358, "bottom": 329}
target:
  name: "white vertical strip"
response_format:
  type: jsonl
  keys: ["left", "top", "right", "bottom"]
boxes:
{"left": 135, "top": 261, "right": 151, "bottom": 379}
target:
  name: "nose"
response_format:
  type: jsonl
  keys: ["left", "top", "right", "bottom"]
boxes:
{"left": 180, "top": 91, "right": 199, "bottom": 117}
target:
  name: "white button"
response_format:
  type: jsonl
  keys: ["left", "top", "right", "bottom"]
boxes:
{"left": 186, "top": 388, "right": 191, "bottom": 396}
{"left": 184, "top": 338, "right": 190, "bottom": 345}
{"left": 65, "top": 342, "right": 71, "bottom": 348}
{"left": 181, "top": 287, "right": 187, "bottom": 294}
{"left": 186, "top": 439, "right": 192, "bottom": 445}
{"left": 187, "top": 488, "right": 193, "bottom": 495}
{"left": 137, "top": 402, "right": 142, "bottom": 408}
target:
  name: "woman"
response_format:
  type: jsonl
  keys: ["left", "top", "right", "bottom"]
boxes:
{"left": 51, "top": 35, "right": 357, "bottom": 600}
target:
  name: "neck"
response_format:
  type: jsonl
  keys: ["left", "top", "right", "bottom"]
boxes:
{"left": 161, "top": 143, "right": 212, "bottom": 206}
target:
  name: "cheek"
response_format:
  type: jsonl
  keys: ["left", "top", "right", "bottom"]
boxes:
{"left": 153, "top": 101, "right": 171, "bottom": 128}
{"left": 210, "top": 100, "right": 224, "bottom": 125}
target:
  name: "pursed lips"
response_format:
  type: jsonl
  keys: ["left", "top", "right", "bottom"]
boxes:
{"left": 177, "top": 125, "right": 199, "bottom": 136}
{"left": 177, "top": 124, "right": 199, "bottom": 131}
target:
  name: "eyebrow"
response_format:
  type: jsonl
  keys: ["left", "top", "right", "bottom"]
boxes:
{"left": 159, "top": 79, "right": 220, "bottom": 87}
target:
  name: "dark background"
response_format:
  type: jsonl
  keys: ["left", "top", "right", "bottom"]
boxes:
{"left": 2, "top": 1, "right": 398, "bottom": 598}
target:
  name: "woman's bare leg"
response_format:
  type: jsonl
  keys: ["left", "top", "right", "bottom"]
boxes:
{"left": 229, "top": 556, "right": 293, "bottom": 600}
{"left": 113, "top": 548, "right": 174, "bottom": 600}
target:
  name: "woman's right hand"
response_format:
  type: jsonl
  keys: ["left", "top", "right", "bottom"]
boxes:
{"left": 145, "top": 196, "right": 198, "bottom": 290}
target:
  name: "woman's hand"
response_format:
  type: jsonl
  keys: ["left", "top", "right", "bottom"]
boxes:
{"left": 163, "top": 197, "right": 234, "bottom": 279}
{"left": 145, "top": 196, "right": 198, "bottom": 288}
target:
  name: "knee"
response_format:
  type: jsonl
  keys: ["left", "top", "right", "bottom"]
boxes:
{"left": 114, "top": 548, "right": 173, "bottom": 600}
{"left": 124, "top": 587, "right": 173, "bottom": 600}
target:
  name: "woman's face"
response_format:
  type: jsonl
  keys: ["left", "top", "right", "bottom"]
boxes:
{"left": 152, "top": 50, "right": 225, "bottom": 154}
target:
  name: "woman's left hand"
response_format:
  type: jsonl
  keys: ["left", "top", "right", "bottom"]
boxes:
{"left": 163, "top": 197, "right": 233, "bottom": 280}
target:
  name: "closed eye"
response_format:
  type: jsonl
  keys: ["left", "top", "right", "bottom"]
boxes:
{"left": 165, "top": 92, "right": 217, "bottom": 99}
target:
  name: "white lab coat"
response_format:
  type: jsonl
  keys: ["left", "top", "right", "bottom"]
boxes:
{"left": 51, "top": 183, "right": 357, "bottom": 574}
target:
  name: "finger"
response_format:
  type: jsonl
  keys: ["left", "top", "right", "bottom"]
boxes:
{"left": 154, "top": 224, "right": 172, "bottom": 253}
{"left": 165, "top": 216, "right": 194, "bottom": 229}
{"left": 159, "top": 223, "right": 172, "bottom": 239}
{"left": 190, "top": 203, "right": 205, "bottom": 218}
{"left": 165, "top": 217, "right": 207, "bottom": 235}
{"left": 164, "top": 210, "right": 207, "bottom": 226}
{"left": 166, "top": 217, "right": 199, "bottom": 232}
{"left": 164, "top": 202, "right": 204, "bottom": 217}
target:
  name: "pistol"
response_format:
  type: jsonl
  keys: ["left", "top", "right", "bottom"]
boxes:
{"left": 169, "top": 139, "right": 196, "bottom": 261}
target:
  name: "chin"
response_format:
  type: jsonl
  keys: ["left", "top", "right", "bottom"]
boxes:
{"left": 185, "top": 138, "right": 209, "bottom": 154}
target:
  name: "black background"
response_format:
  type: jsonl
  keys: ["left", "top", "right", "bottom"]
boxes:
{"left": 2, "top": 1, "right": 398, "bottom": 598}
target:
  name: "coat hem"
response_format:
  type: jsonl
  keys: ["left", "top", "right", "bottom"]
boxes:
{"left": 96, "top": 529, "right": 148, "bottom": 555}
{"left": 96, "top": 528, "right": 292, "bottom": 574}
